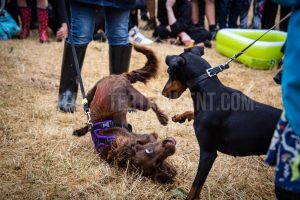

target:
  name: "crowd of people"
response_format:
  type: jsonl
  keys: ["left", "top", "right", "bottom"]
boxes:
{"left": 2, "top": 0, "right": 291, "bottom": 46}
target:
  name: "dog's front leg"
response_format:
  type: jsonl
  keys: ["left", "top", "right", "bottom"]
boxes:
{"left": 187, "top": 151, "right": 217, "bottom": 200}
{"left": 128, "top": 87, "right": 168, "bottom": 125}
{"left": 172, "top": 111, "right": 194, "bottom": 123}
{"left": 148, "top": 100, "right": 169, "bottom": 126}
{"left": 187, "top": 127, "right": 217, "bottom": 200}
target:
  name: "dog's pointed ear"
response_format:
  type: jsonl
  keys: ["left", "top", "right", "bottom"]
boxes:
{"left": 190, "top": 46, "right": 204, "bottom": 56}
{"left": 165, "top": 55, "right": 185, "bottom": 73}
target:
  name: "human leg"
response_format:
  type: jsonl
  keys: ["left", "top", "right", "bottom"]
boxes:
{"left": 105, "top": 7, "right": 132, "bottom": 75}
{"left": 129, "top": 9, "right": 138, "bottom": 30}
{"left": 205, "top": 0, "right": 217, "bottom": 38}
{"left": 18, "top": 0, "right": 31, "bottom": 39}
{"left": 216, "top": 0, "right": 230, "bottom": 29}
{"left": 261, "top": 0, "right": 278, "bottom": 29}
{"left": 58, "top": 1, "right": 95, "bottom": 112}
{"left": 142, "top": 0, "right": 156, "bottom": 30}
{"left": 36, "top": 0, "right": 49, "bottom": 43}
{"left": 228, "top": 0, "right": 242, "bottom": 28}
{"left": 279, "top": 5, "right": 291, "bottom": 31}
{"left": 140, "top": 7, "right": 149, "bottom": 21}
{"left": 58, "top": 43, "right": 88, "bottom": 112}
{"left": 191, "top": 0, "right": 199, "bottom": 25}
{"left": 198, "top": 0, "right": 205, "bottom": 27}
{"left": 239, "top": 0, "right": 251, "bottom": 29}
{"left": 252, "top": 0, "right": 264, "bottom": 29}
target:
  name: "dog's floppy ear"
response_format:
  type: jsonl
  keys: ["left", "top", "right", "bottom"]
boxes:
{"left": 155, "top": 161, "right": 177, "bottom": 183}
{"left": 115, "top": 142, "right": 136, "bottom": 167}
{"left": 165, "top": 55, "right": 185, "bottom": 73}
{"left": 185, "top": 46, "right": 204, "bottom": 56}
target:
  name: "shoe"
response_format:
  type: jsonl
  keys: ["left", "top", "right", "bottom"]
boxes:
{"left": 209, "top": 25, "right": 218, "bottom": 40}
{"left": 141, "top": 14, "right": 149, "bottom": 21}
{"left": 203, "top": 40, "right": 212, "bottom": 48}
{"left": 37, "top": 8, "right": 49, "bottom": 43}
{"left": 58, "top": 90, "right": 77, "bottom": 113}
{"left": 109, "top": 45, "right": 132, "bottom": 75}
{"left": 19, "top": 7, "right": 31, "bottom": 39}
{"left": 142, "top": 18, "right": 157, "bottom": 30}
{"left": 58, "top": 42, "right": 88, "bottom": 113}
{"left": 129, "top": 26, "right": 153, "bottom": 45}
{"left": 210, "top": 30, "right": 217, "bottom": 40}
{"left": 140, "top": 8, "right": 149, "bottom": 21}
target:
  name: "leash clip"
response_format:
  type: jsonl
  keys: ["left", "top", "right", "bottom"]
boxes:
{"left": 86, "top": 110, "right": 93, "bottom": 129}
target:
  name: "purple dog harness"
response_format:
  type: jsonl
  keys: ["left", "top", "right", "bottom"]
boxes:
{"left": 90, "top": 120, "right": 132, "bottom": 156}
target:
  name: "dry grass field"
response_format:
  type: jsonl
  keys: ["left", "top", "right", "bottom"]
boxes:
{"left": 0, "top": 28, "right": 282, "bottom": 200}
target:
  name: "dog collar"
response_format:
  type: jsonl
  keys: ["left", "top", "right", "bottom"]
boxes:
{"left": 186, "top": 64, "right": 229, "bottom": 88}
{"left": 92, "top": 120, "right": 132, "bottom": 133}
{"left": 91, "top": 120, "right": 132, "bottom": 156}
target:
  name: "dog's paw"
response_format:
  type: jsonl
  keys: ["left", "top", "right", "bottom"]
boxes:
{"left": 73, "top": 129, "right": 82, "bottom": 136}
{"left": 158, "top": 113, "right": 169, "bottom": 126}
{"left": 73, "top": 126, "right": 88, "bottom": 137}
{"left": 172, "top": 115, "right": 186, "bottom": 123}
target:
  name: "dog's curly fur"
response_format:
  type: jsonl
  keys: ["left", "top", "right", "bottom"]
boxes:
{"left": 74, "top": 45, "right": 177, "bottom": 183}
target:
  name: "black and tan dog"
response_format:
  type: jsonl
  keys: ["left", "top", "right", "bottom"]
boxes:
{"left": 162, "top": 46, "right": 281, "bottom": 199}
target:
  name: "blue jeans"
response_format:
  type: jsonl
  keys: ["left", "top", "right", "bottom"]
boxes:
{"left": 66, "top": 1, "right": 130, "bottom": 45}
{"left": 240, "top": 0, "right": 264, "bottom": 29}
{"left": 240, "top": 0, "right": 251, "bottom": 29}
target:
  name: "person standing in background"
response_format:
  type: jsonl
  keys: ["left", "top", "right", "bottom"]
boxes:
{"left": 262, "top": 0, "right": 291, "bottom": 31}
{"left": 58, "top": 0, "right": 136, "bottom": 113}
{"left": 48, "top": 0, "right": 68, "bottom": 41}
{"left": 191, "top": 0, "right": 218, "bottom": 39}
{"left": 265, "top": 0, "right": 300, "bottom": 199}
{"left": 17, "top": 0, "right": 49, "bottom": 43}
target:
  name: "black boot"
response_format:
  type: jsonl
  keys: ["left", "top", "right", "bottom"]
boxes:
{"left": 109, "top": 45, "right": 132, "bottom": 75}
{"left": 58, "top": 42, "right": 88, "bottom": 113}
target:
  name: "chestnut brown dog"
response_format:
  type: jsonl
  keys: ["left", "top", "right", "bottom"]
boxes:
{"left": 162, "top": 46, "right": 281, "bottom": 198}
{"left": 74, "top": 45, "right": 176, "bottom": 183}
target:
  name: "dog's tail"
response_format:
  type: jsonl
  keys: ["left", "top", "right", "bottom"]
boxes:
{"left": 125, "top": 45, "right": 158, "bottom": 84}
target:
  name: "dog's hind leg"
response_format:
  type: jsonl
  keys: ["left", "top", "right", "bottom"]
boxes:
{"left": 172, "top": 111, "right": 194, "bottom": 123}
{"left": 128, "top": 86, "right": 169, "bottom": 125}
{"left": 73, "top": 125, "right": 89, "bottom": 137}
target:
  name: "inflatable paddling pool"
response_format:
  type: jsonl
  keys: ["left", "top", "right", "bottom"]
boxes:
{"left": 216, "top": 29, "right": 287, "bottom": 70}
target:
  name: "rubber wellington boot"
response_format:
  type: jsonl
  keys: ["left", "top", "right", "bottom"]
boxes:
{"left": 37, "top": 8, "right": 49, "bottom": 43}
{"left": 19, "top": 7, "right": 31, "bottom": 39}
{"left": 109, "top": 45, "right": 132, "bottom": 75}
{"left": 58, "top": 42, "right": 88, "bottom": 113}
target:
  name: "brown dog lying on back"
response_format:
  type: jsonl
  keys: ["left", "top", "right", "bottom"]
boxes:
{"left": 73, "top": 45, "right": 177, "bottom": 183}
